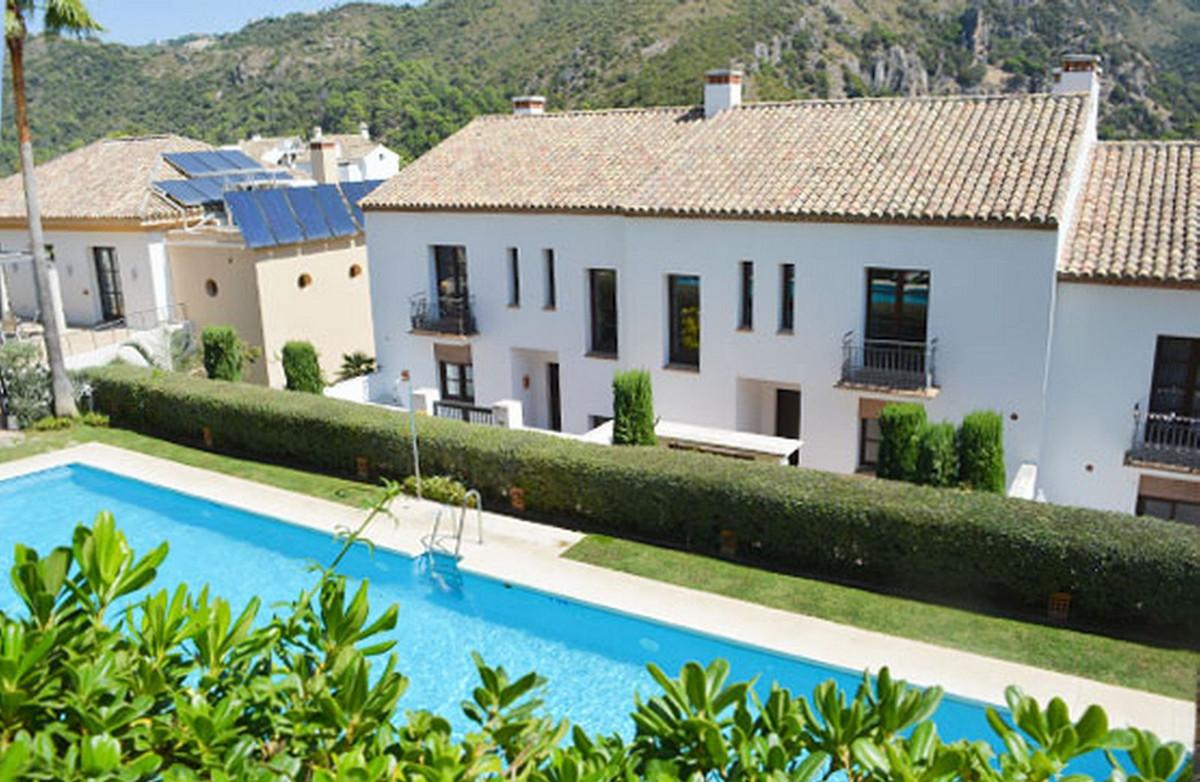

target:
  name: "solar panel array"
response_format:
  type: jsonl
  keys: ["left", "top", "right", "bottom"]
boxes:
{"left": 224, "top": 181, "right": 384, "bottom": 249}
{"left": 163, "top": 150, "right": 264, "bottom": 176}
{"left": 154, "top": 170, "right": 292, "bottom": 207}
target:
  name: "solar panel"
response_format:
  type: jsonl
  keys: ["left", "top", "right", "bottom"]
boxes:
{"left": 212, "top": 149, "right": 263, "bottom": 171}
{"left": 284, "top": 188, "right": 332, "bottom": 241}
{"left": 313, "top": 185, "right": 357, "bottom": 237}
{"left": 256, "top": 189, "right": 304, "bottom": 246}
{"left": 190, "top": 178, "right": 226, "bottom": 203}
{"left": 165, "top": 149, "right": 268, "bottom": 177}
{"left": 224, "top": 191, "right": 276, "bottom": 249}
{"left": 164, "top": 151, "right": 220, "bottom": 175}
{"left": 338, "top": 180, "right": 383, "bottom": 228}
{"left": 154, "top": 179, "right": 219, "bottom": 206}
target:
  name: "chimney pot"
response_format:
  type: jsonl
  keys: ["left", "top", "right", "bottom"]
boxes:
{"left": 512, "top": 95, "right": 546, "bottom": 116}
{"left": 359, "top": 120, "right": 370, "bottom": 139}
{"left": 312, "top": 125, "right": 323, "bottom": 140}
{"left": 1052, "top": 54, "right": 1101, "bottom": 96}
{"left": 704, "top": 68, "right": 743, "bottom": 118}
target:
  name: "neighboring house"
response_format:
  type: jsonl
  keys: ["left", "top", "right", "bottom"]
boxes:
{"left": 0, "top": 134, "right": 377, "bottom": 388}
{"left": 236, "top": 124, "right": 400, "bottom": 183}
{"left": 361, "top": 57, "right": 1199, "bottom": 520}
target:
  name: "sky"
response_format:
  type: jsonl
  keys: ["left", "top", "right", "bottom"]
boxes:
{"left": 57, "top": 0, "right": 413, "bottom": 46}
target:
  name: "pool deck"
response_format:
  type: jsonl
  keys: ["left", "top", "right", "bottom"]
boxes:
{"left": 0, "top": 443, "right": 1192, "bottom": 742}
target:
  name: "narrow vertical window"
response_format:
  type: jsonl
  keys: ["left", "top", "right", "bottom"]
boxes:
{"left": 780, "top": 263, "right": 795, "bottom": 331}
{"left": 668, "top": 274, "right": 700, "bottom": 368}
{"left": 543, "top": 249, "right": 557, "bottom": 309}
{"left": 738, "top": 261, "right": 753, "bottom": 330}
{"left": 507, "top": 248, "right": 520, "bottom": 307}
{"left": 588, "top": 268, "right": 618, "bottom": 356}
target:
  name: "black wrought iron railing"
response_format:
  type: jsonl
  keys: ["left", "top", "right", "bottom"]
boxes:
{"left": 433, "top": 400, "right": 494, "bottom": 426}
{"left": 1129, "top": 408, "right": 1200, "bottom": 470}
{"left": 410, "top": 292, "right": 477, "bottom": 335}
{"left": 840, "top": 332, "right": 937, "bottom": 392}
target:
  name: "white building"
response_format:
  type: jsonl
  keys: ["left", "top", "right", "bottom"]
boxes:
{"left": 361, "top": 58, "right": 1199, "bottom": 521}
{"left": 237, "top": 124, "right": 400, "bottom": 183}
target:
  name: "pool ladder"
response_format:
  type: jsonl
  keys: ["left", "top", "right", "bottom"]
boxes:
{"left": 422, "top": 489, "right": 483, "bottom": 559}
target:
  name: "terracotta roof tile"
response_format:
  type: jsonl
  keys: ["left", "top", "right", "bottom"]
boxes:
{"left": 1060, "top": 141, "right": 1198, "bottom": 287}
{"left": 363, "top": 92, "right": 1090, "bottom": 226}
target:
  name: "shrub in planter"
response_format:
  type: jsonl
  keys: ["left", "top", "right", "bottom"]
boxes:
{"left": 402, "top": 474, "right": 477, "bottom": 507}
{"left": 0, "top": 341, "right": 50, "bottom": 426}
{"left": 960, "top": 410, "right": 1006, "bottom": 494}
{"left": 612, "top": 369, "right": 656, "bottom": 445}
{"left": 282, "top": 340, "right": 324, "bottom": 393}
{"left": 876, "top": 403, "right": 926, "bottom": 481}
{"left": 201, "top": 325, "right": 245, "bottom": 382}
{"left": 915, "top": 422, "right": 958, "bottom": 487}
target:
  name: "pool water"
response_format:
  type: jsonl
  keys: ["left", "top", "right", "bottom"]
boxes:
{"left": 0, "top": 464, "right": 1112, "bottom": 775}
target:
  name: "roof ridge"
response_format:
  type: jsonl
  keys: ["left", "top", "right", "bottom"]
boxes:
{"left": 1096, "top": 139, "right": 1200, "bottom": 147}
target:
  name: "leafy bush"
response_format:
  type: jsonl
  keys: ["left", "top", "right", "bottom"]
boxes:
{"left": 282, "top": 340, "right": 324, "bottom": 393}
{"left": 0, "top": 340, "right": 51, "bottom": 426}
{"left": 201, "top": 325, "right": 245, "bottom": 382}
{"left": 83, "top": 365, "right": 1200, "bottom": 639}
{"left": 30, "top": 415, "right": 74, "bottom": 431}
{"left": 916, "top": 422, "right": 958, "bottom": 487}
{"left": 401, "top": 474, "right": 477, "bottom": 507}
{"left": 612, "top": 369, "right": 657, "bottom": 445}
{"left": 3, "top": 514, "right": 1188, "bottom": 781}
{"left": 337, "top": 351, "right": 377, "bottom": 381}
{"left": 876, "top": 403, "right": 926, "bottom": 481}
{"left": 960, "top": 410, "right": 1006, "bottom": 494}
{"left": 80, "top": 411, "right": 110, "bottom": 427}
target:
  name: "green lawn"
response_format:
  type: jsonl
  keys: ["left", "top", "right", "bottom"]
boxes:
{"left": 4, "top": 426, "right": 1195, "bottom": 699}
{"left": 564, "top": 536, "right": 1199, "bottom": 700}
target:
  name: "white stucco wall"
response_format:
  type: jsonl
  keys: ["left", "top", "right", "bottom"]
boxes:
{"left": 366, "top": 210, "right": 1061, "bottom": 482}
{"left": 1038, "top": 282, "right": 1200, "bottom": 513}
{"left": 0, "top": 228, "right": 172, "bottom": 327}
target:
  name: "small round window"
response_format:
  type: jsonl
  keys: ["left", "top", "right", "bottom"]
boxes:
{"left": 298, "top": 273, "right": 313, "bottom": 289}
{"left": 205, "top": 279, "right": 218, "bottom": 297}
{"left": 349, "top": 263, "right": 363, "bottom": 279}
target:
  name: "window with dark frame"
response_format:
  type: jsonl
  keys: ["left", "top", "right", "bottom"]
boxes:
{"left": 92, "top": 247, "right": 124, "bottom": 322}
{"left": 780, "top": 263, "right": 795, "bottom": 332}
{"left": 1148, "top": 336, "right": 1200, "bottom": 417}
{"left": 588, "top": 268, "right": 618, "bottom": 356}
{"left": 507, "top": 248, "right": 520, "bottom": 307}
{"left": 433, "top": 245, "right": 468, "bottom": 318}
{"left": 1136, "top": 495, "right": 1200, "bottom": 525}
{"left": 668, "top": 274, "right": 700, "bottom": 367}
{"left": 438, "top": 361, "right": 475, "bottom": 403}
{"left": 543, "top": 248, "right": 557, "bottom": 309}
{"left": 865, "top": 268, "right": 929, "bottom": 343}
{"left": 859, "top": 417, "right": 881, "bottom": 470}
{"left": 738, "top": 261, "right": 753, "bottom": 330}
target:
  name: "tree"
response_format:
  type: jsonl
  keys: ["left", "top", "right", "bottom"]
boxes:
{"left": 5, "top": 0, "right": 100, "bottom": 417}
{"left": 612, "top": 369, "right": 657, "bottom": 445}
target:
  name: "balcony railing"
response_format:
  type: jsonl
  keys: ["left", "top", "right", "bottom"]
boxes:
{"left": 1128, "top": 408, "right": 1200, "bottom": 471}
{"left": 433, "top": 400, "right": 495, "bottom": 426}
{"left": 410, "top": 292, "right": 477, "bottom": 336}
{"left": 840, "top": 332, "right": 937, "bottom": 393}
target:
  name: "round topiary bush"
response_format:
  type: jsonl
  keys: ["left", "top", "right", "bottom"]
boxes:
{"left": 201, "top": 325, "right": 244, "bottom": 382}
{"left": 282, "top": 340, "right": 324, "bottom": 394}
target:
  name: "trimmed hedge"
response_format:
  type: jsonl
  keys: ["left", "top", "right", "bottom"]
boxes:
{"left": 282, "top": 341, "right": 324, "bottom": 394}
{"left": 960, "top": 410, "right": 1006, "bottom": 494}
{"left": 876, "top": 403, "right": 926, "bottom": 481}
{"left": 85, "top": 365, "right": 1200, "bottom": 640}
{"left": 915, "top": 422, "right": 957, "bottom": 487}
{"left": 201, "top": 326, "right": 244, "bottom": 382}
{"left": 612, "top": 369, "right": 656, "bottom": 446}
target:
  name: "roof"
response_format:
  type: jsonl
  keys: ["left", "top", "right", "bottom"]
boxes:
{"left": 296, "top": 134, "right": 385, "bottom": 165}
{"left": 0, "top": 134, "right": 211, "bottom": 223}
{"left": 1059, "top": 141, "right": 1198, "bottom": 287}
{"left": 238, "top": 136, "right": 300, "bottom": 164}
{"left": 362, "top": 92, "right": 1091, "bottom": 227}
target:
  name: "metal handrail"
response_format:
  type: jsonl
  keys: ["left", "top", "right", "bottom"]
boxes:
{"left": 409, "top": 291, "right": 477, "bottom": 335}
{"left": 424, "top": 489, "right": 484, "bottom": 558}
{"left": 433, "top": 400, "right": 494, "bottom": 426}
{"left": 1130, "top": 405, "right": 1200, "bottom": 468}
{"left": 840, "top": 331, "right": 937, "bottom": 391}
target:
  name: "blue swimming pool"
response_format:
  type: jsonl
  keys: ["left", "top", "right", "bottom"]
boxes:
{"left": 0, "top": 464, "right": 1112, "bottom": 774}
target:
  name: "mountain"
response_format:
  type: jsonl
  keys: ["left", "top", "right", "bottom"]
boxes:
{"left": 4, "top": 0, "right": 1197, "bottom": 173}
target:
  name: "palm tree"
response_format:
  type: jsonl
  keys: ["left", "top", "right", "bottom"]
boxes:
{"left": 5, "top": 0, "right": 100, "bottom": 417}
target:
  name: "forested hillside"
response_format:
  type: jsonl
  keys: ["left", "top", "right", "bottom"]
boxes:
{"left": 4, "top": 0, "right": 1197, "bottom": 173}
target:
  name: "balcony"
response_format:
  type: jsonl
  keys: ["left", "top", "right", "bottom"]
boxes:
{"left": 433, "top": 400, "right": 495, "bottom": 426}
{"left": 1127, "top": 409, "right": 1200, "bottom": 472}
{"left": 409, "top": 292, "right": 477, "bottom": 336}
{"left": 838, "top": 332, "right": 938, "bottom": 396}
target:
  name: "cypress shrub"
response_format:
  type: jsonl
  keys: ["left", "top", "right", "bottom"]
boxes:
{"left": 611, "top": 369, "right": 657, "bottom": 446}
{"left": 915, "top": 422, "right": 958, "bottom": 487}
{"left": 83, "top": 364, "right": 1200, "bottom": 641}
{"left": 201, "top": 326, "right": 244, "bottom": 382}
{"left": 282, "top": 341, "right": 324, "bottom": 394}
{"left": 876, "top": 403, "right": 926, "bottom": 481}
{"left": 960, "top": 410, "right": 1006, "bottom": 494}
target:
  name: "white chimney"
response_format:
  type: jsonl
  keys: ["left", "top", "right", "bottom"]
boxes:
{"left": 311, "top": 125, "right": 323, "bottom": 140}
{"left": 359, "top": 121, "right": 370, "bottom": 140}
{"left": 1052, "top": 54, "right": 1101, "bottom": 98}
{"left": 309, "top": 136, "right": 338, "bottom": 184}
{"left": 512, "top": 95, "right": 546, "bottom": 116}
{"left": 704, "top": 68, "right": 743, "bottom": 118}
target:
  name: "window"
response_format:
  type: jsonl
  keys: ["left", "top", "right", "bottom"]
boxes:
{"left": 92, "top": 247, "right": 124, "bottom": 321}
{"left": 588, "top": 268, "right": 618, "bottom": 355}
{"left": 738, "top": 261, "right": 753, "bottom": 330}
{"left": 507, "top": 248, "right": 520, "bottom": 307}
{"left": 348, "top": 264, "right": 363, "bottom": 278}
{"left": 433, "top": 245, "right": 468, "bottom": 317}
{"left": 439, "top": 361, "right": 474, "bottom": 403}
{"left": 668, "top": 274, "right": 700, "bottom": 367}
{"left": 859, "top": 417, "right": 881, "bottom": 470}
{"left": 1148, "top": 336, "right": 1200, "bottom": 417}
{"left": 297, "top": 273, "right": 312, "bottom": 289}
{"left": 865, "top": 268, "right": 929, "bottom": 343}
{"left": 543, "top": 249, "right": 557, "bottom": 309}
{"left": 204, "top": 279, "right": 219, "bottom": 297}
{"left": 1137, "top": 496, "right": 1200, "bottom": 526}
{"left": 780, "top": 263, "right": 795, "bottom": 332}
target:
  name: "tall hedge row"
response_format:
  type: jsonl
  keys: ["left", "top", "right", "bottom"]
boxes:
{"left": 84, "top": 365, "right": 1200, "bottom": 641}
